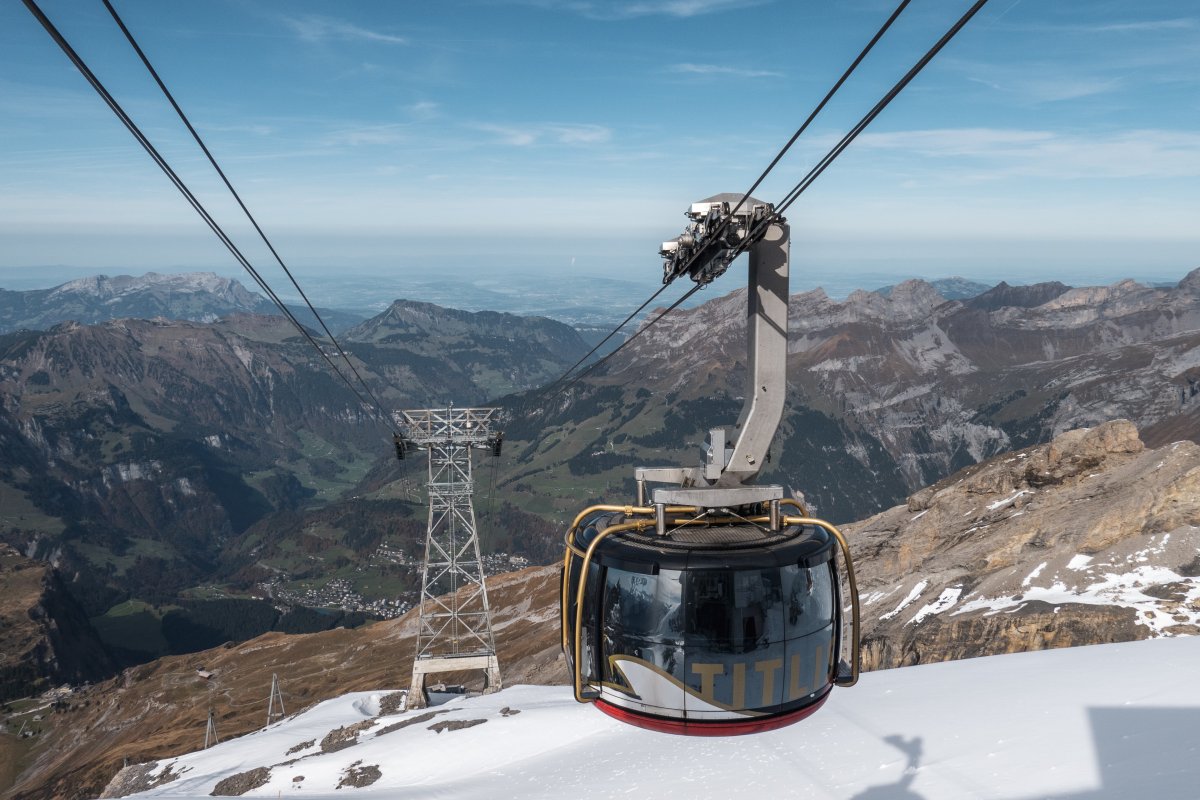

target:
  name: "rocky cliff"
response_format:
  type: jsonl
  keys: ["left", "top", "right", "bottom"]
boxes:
{"left": 850, "top": 420, "right": 1200, "bottom": 669}
{"left": 0, "top": 546, "right": 115, "bottom": 703}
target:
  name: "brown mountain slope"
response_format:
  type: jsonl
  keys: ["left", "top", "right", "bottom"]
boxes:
{"left": 0, "top": 546, "right": 115, "bottom": 703}
{"left": 4, "top": 565, "right": 564, "bottom": 800}
{"left": 504, "top": 270, "right": 1200, "bottom": 523}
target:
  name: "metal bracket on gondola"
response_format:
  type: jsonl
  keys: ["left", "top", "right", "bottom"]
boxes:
{"left": 660, "top": 196, "right": 774, "bottom": 287}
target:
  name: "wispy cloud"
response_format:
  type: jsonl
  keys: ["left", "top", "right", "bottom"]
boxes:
{"left": 406, "top": 101, "right": 440, "bottom": 122}
{"left": 947, "top": 55, "right": 1128, "bottom": 105}
{"left": 669, "top": 62, "right": 783, "bottom": 79}
{"left": 967, "top": 74, "right": 1122, "bottom": 103}
{"left": 619, "top": 0, "right": 768, "bottom": 16}
{"left": 1020, "top": 18, "right": 1200, "bottom": 35}
{"left": 551, "top": 124, "right": 611, "bottom": 144}
{"left": 204, "top": 123, "right": 275, "bottom": 136}
{"left": 284, "top": 15, "right": 407, "bottom": 45}
{"left": 515, "top": 0, "right": 770, "bottom": 20}
{"left": 853, "top": 128, "right": 1200, "bottom": 180}
{"left": 1089, "top": 18, "right": 1198, "bottom": 33}
{"left": 474, "top": 122, "right": 612, "bottom": 146}
{"left": 476, "top": 123, "right": 537, "bottom": 147}
{"left": 323, "top": 124, "right": 408, "bottom": 147}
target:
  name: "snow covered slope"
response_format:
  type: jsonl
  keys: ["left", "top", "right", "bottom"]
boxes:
{"left": 112, "top": 636, "right": 1200, "bottom": 799}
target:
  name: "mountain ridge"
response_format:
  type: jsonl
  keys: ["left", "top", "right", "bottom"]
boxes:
{"left": 0, "top": 272, "right": 366, "bottom": 336}
{"left": 502, "top": 268, "right": 1200, "bottom": 522}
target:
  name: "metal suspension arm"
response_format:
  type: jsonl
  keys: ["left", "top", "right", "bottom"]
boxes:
{"left": 722, "top": 218, "right": 789, "bottom": 485}
{"left": 645, "top": 194, "right": 790, "bottom": 493}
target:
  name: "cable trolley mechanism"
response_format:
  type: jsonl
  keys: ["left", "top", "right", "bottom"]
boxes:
{"left": 561, "top": 195, "right": 860, "bottom": 735}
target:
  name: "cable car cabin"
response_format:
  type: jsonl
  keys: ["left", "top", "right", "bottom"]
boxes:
{"left": 559, "top": 196, "right": 859, "bottom": 734}
{"left": 562, "top": 503, "right": 859, "bottom": 736}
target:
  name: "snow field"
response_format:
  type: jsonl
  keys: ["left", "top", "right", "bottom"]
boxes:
{"left": 129, "top": 636, "right": 1200, "bottom": 799}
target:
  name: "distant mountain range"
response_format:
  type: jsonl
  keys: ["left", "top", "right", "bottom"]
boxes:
{"left": 0, "top": 272, "right": 366, "bottom": 335}
{"left": 874, "top": 275, "right": 991, "bottom": 300}
{"left": 501, "top": 268, "right": 1200, "bottom": 522}
{"left": 0, "top": 299, "right": 590, "bottom": 644}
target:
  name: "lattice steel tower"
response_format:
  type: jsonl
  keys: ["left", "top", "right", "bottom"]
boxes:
{"left": 395, "top": 406, "right": 504, "bottom": 708}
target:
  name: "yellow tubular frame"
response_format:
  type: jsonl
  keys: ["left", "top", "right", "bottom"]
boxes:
{"left": 561, "top": 508, "right": 861, "bottom": 704}
{"left": 783, "top": 516, "right": 860, "bottom": 687}
{"left": 560, "top": 506, "right": 651, "bottom": 656}
{"left": 778, "top": 496, "right": 810, "bottom": 517}
{"left": 571, "top": 520, "right": 653, "bottom": 702}
{"left": 560, "top": 505, "right": 702, "bottom": 654}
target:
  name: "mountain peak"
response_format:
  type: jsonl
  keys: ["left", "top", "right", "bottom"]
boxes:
{"left": 966, "top": 280, "right": 1072, "bottom": 312}
{"left": 3, "top": 272, "right": 272, "bottom": 333}
{"left": 845, "top": 278, "right": 945, "bottom": 320}
{"left": 1178, "top": 266, "right": 1200, "bottom": 294}
{"left": 49, "top": 271, "right": 244, "bottom": 299}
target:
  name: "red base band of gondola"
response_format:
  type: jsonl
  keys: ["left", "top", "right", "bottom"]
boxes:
{"left": 592, "top": 687, "right": 832, "bottom": 736}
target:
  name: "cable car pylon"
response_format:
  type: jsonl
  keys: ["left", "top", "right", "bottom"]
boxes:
{"left": 266, "top": 673, "right": 285, "bottom": 726}
{"left": 395, "top": 406, "right": 504, "bottom": 708}
{"left": 561, "top": 194, "right": 861, "bottom": 735}
{"left": 203, "top": 707, "right": 219, "bottom": 749}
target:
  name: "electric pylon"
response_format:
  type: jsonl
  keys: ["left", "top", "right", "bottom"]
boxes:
{"left": 267, "top": 673, "right": 285, "bottom": 725}
{"left": 204, "top": 708, "right": 218, "bottom": 749}
{"left": 395, "top": 406, "right": 503, "bottom": 709}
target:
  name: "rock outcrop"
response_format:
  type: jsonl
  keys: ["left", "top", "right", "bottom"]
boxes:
{"left": 0, "top": 546, "right": 115, "bottom": 702}
{"left": 850, "top": 420, "right": 1200, "bottom": 670}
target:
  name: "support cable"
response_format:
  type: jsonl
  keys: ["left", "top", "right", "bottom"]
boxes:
{"left": 524, "top": 282, "right": 670, "bottom": 407}
{"left": 686, "top": 0, "right": 992, "bottom": 289}
{"left": 705, "top": 0, "right": 989, "bottom": 275}
{"left": 705, "top": 0, "right": 912, "bottom": 244}
{"left": 775, "top": 0, "right": 988, "bottom": 219}
{"left": 99, "top": 0, "right": 390, "bottom": 423}
{"left": 549, "top": 282, "right": 703, "bottom": 401}
{"left": 529, "top": 0, "right": 914, "bottom": 409}
{"left": 21, "top": 0, "right": 395, "bottom": 434}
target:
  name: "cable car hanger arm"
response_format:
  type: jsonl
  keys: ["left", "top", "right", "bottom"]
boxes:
{"left": 639, "top": 194, "right": 789, "bottom": 501}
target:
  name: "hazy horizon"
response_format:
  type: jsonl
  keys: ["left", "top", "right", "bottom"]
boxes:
{"left": 1, "top": 254, "right": 1193, "bottom": 308}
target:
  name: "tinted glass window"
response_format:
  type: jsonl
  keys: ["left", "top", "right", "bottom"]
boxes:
{"left": 684, "top": 568, "right": 786, "bottom": 653}
{"left": 782, "top": 562, "right": 835, "bottom": 638}
{"left": 602, "top": 567, "right": 684, "bottom": 641}
{"left": 601, "top": 568, "right": 687, "bottom": 694}
{"left": 591, "top": 561, "right": 840, "bottom": 714}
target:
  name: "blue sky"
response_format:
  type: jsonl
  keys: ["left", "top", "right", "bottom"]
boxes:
{"left": 2, "top": 0, "right": 1198, "bottom": 292}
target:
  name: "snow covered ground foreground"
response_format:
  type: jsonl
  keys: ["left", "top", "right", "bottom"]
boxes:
{"left": 124, "top": 636, "right": 1200, "bottom": 799}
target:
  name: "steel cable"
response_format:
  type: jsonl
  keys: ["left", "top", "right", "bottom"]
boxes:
{"left": 529, "top": 0, "right": 915, "bottom": 410}
{"left": 22, "top": 0, "right": 396, "bottom": 434}
{"left": 712, "top": 0, "right": 992, "bottom": 283}
{"left": 99, "top": 0, "right": 391, "bottom": 424}
{"left": 547, "top": 281, "right": 704, "bottom": 402}
{"left": 776, "top": 0, "right": 989, "bottom": 218}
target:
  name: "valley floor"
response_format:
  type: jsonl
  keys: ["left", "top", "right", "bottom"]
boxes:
{"left": 118, "top": 635, "right": 1200, "bottom": 799}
